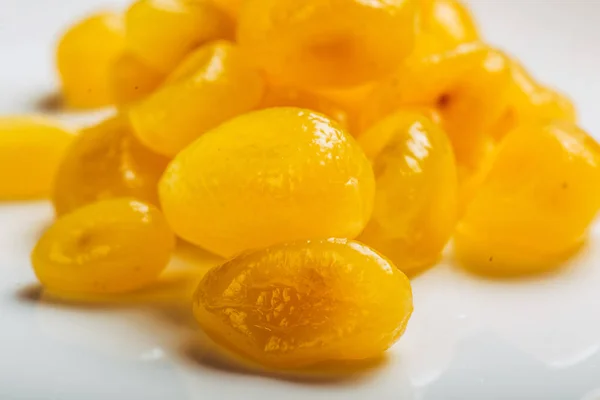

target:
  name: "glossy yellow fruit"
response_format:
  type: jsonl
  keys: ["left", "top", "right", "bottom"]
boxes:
{"left": 193, "top": 238, "right": 413, "bottom": 368}
{"left": 358, "top": 112, "right": 457, "bottom": 273}
{"left": 455, "top": 121, "right": 600, "bottom": 275}
{"left": 237, "top": 0, "right": 418, "bottom": 88}
{"left": 415, "top": 0, "right": 479, "bottom": 55}
{"left": 129, "top": 41, "right": 265, "bottom": 157}
{"left": 0, "top": 116, "right": 74, "bottom": 200}
{"left": 360, "top": 42, "right": 511, "bottom": 173}
{"left": 32, "top": 198, "right": 175, "bottom": 295}
{"left": 53, "top": 116, "right": 169, "bottom": 216}
{"left": 125, "top": 0, "right": 234, "bottom": 72}
{"left": 160, "top": 107, "right": 375, "bottom": 257}
{"left": 56, "top": 12, "right": 125, "bottom": 108}
{"left": 491, "top": 58, "right": 576, "bottom": 141}
{"left": 212, "top": 0, "right": 244, "bottom": 18}
{"left": 109, "top": 53, "right": 165, "bottom": 106}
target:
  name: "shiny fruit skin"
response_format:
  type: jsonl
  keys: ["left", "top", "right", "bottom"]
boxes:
{"left": 159, "top": 107, "right": 375, "bottom": 258}
{"left": 358, "top": 111, "right": 458, "bottom": 273}
{"left": 32, "top": 198, "right": 176, "bottom": 295}
{"left": 455, "top": 121, "right": 600, "bottom": 275}
{"left": 193, "top": 238, "right": 413, "bottom": 368}
{"left": 53, "top": 116, "right": 169, "bottom": 216}
{"left": 129, "top": 41, "right": 265, "bottom": 157}
{"left": 109, "top": 52, "right": 165, "bottom": 106}
{"left": 125, "top": 0, "right": 234, "bottom": 73}
{"left": 0, "top": 116, "right": 74, "bottom": 200}
{"left": 56, "top": 12, "right": 126, "bottom": 109}
{"left": 237, "top": 0, "right": 418, "bottom": 88}
{"left": 415, "top": 0, "right": 479, "bottom": 55}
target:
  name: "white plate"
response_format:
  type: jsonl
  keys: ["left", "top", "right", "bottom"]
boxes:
{"left": 2, "top": 1, "right": 600, "bottom": 399}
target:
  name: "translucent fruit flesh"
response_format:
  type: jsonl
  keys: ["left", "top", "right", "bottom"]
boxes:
{"left": 125, "top": 0, "right": 234, "bottom": 73}
{"left": 455, "top": 121, "right": 600, "bottom": 275}
{"left": 53, "top": 116, "right": 169, "bottom": 216}
{"left": 129, "top": 41, "right": 265, "bottom": 157}
{"left": 358, "top": 112, "right": 458, "bottom": 274}
{"left": 193, "top": 238, "right": 413, "bottom": 368}
{"left": 237, "top": 0, "right": 418, "bottom": 88}
{"left": 0, "top": 116, "right": 74, "bottom": 200}
{"left": 56, "top": 12, "right": 126, "bottom": 109}
{"left": 32, "top": 198, "right": 176, "bottom": 295}
{"left": 159, "top": 107, "right": 375, "bottom": 258}
{"left": 109, "top": 52, "right": 165, "bottom": 106}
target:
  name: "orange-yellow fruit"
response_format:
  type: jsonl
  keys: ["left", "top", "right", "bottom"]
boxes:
{"left": 0, "top": 116, "right": 74, "bottom": 200}
{"left": 32, "top": 198, "right": 175, "bottom": 295}
{"left": 159, "top": 107, "right": 375, "bottom": 258}
{"left": 109, "top": 52, "right": 165, "bottom": 106}
{"left": 125, "top": 0, "right": 234, "bottom": 73}
{"left": 237, "top": 0, "right": 418, "bottom": 88}
{"left": 56, "top": 12, "right": 126, "bottom": 109}
{"left": 358, "top": 111, "right": 458, "bottom": 273}
{"left": 53, "top": 116, "right": 169, "bottom": 216}
{"left": 455, "top": 121, "right": 600, "bottom": 275}
{"left": 129, "top": 41, "right": 265, "bottom": 157}
{"left": 491, "top": 58, "right": 576, "bottom": 141}
{"left": 212, "top": 0, "right": 244, "bottom": 18}
{"left": 360, "top": 42, "right": 511, "bottom": 174}
{"left": 193, "top": 238, "right": 413, "bottom": 368}
{"left": 415, "top": 0, "right": 479, "bottom": 55}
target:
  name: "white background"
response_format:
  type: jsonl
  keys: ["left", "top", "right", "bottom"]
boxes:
{"left": 1, "top": 1, "right": 600, "bottom": 399}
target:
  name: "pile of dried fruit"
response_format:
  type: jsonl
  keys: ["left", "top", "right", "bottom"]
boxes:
{"left": 1, "top": 0, "right": 598, "bottom": 369}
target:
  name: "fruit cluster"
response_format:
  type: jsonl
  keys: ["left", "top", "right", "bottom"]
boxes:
{"left": 1, "top": 0, "right": 598, "bottom": 369}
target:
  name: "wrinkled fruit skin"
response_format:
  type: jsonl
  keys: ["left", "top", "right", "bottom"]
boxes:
{"left": 237, "top": 0, "right": 418, "bottom": 88}
{"left": 125, "top": 0, "right": 234, "bottom": 73}
{"left": 53, "top": 116, "right": 169, "bottom": 216}
{"left": 193, "top": 238, "right": 413, "bottom": 368}
{"left": 0, "top": 116, "right": 74, "bottom": 200}
{"left": 109, "top": 52, "right": 165, "bottom": 106}
{"left": 129, "top": 41, "right": 265, "bottom": 157}
{"left": 159, "top": 107, "right": 375, "bottom": 258}
{"left": 32, "top": 198, "right": 175, "bottom": 295}
{"left": 56, "top": 12, "right": 125, "bottom": 109}
{"left": 358, "top": 112, "right": 458, "bottom": 274}
{"left": 455, "top": 120, "right": 600, "bottom": 275}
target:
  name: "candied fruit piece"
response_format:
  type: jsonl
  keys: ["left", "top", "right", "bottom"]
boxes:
{"left": 159, "top": 107, "right": 375, "bottom": 258}
{"left": 53, "top": 116, "right": 169, "bottom": 215}
{"left": 455, "top": 121, "right": 600, "bottom": 275}
{"left": 357, "top": 112, "right": 457, "bottom": 273}
{"left": 129, "top": 41, "right": 265, "bottom": 157}
{"left": 491, "top": 58, "right": 576, "bottom": 141}
{"left": 56, "top": 12, "right": 125, "bottom": 109}
{"left": 212, "top": 0, "right": 244, "bottom": 18}
{"left": 237, "top": 0, "right": 418, "bottom": 88}
{"left": 193, "top": 238, "right": 413, "bottom": 368}
{"left": 109, "top": 52, "right": 165, "bottom": 106}
{"left": 360, "top": 42, "right": 511, "bottom": 174}
{"left": 415, "top": 0, "right": 479, "bottom": 55}
{"left": 32, "top": 198, "right": 175, "bottom": 295}
{"left": 0, "top": 116, "right": 74, "bottom": 200}
{"left": 125, "top": 0, "right": 234, "bottom": 72}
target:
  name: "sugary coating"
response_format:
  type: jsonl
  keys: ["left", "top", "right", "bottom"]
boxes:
{"left": 193, "top": 238, "right": 413, "bottom": 368}
{"left": 357, "top": 112, "right": 457, "bottom": 273}
{"left": 491, "top": 58, "right": 576, "bottom": 141}
{"left": 53, "top": 116, "right": 169, "bottom": 215}
{"left": 237, "top": 0, "right": 418, "bottom": 88}
{"left": 125, "top": 0, "right": 234, "bottom": 73}
{"left": 32, "top": 198, "right": 175, "bottom": 295}
{"left": 56, "top": 12, "right": 125, "bottom": 109}
{"left": 360, "top": 42, "right": 511, "bottom": 174}
{"left": 455, "top": 121, "right": 600, "bottom": 275}
{"left": 0, "top": 116, "right": 74, "bottom": 200}
{"left": 129, "top": 41, "right": 265, "bottom": 157}
{"left": 415, "top": 0, "right": 479, "bottom": 56}
{"left": 109, "top": 52, "right": 165, "bottom": 106}
{"left": 159, "top": 107, "right": 375, "bottom": 258}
